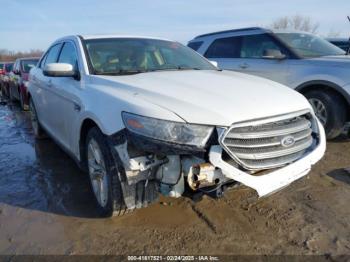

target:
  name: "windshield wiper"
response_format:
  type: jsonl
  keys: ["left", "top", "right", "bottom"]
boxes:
{"left": 177, "top": 66, "right": 201, "bottom": 70}
{"left": 147, "top": 66, "right": 202, "bottom": 72}
{"left": 94, "top": 69, "right": 146, "bottom": 76}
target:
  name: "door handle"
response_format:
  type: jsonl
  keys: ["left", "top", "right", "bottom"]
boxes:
{"left": 47, "top": 79, "right": 52, "bottom": 87}
{"left": 239, "top": 63, "right": 249, "bottom": 69}
{"left": 74, "top": 103, "right": 81, "bottom": 112}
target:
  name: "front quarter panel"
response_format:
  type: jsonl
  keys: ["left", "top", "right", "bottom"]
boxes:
{"left": 74, "top": 76, "right": 185, "bottom": 159}
{"left": 287, "top": 60, "right": 350, "bottom": 89}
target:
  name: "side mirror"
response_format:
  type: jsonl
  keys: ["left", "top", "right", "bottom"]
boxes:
{"left": 262, "top": 49, "right": 286, "bottom": 60}
{"left": 43, "top": 63, "right": 77, "bottom": 78}
{"left": 13, "top": 69, "right": 21, "bottom": 75}
{"left": 209, "top": 60, "right": 218, "bottom": 67}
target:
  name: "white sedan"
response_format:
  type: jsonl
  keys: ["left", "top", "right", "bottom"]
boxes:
{"left": 28, "top": 35, "right": 326, "bottom": 216}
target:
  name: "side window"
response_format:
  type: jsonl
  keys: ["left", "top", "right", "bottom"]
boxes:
{"left": 204, "top": 36, "right": 242, "bottom": 58}
{"left": 43, "top": 44, "right": 62, "bottom": 67}
{"left": 240, "top": 34, "right": 287, "bottom": 58}
{"left": 58, "top": 42, "right": 79, "bottom": 70}
{"left": 39, "top": 53, "right": 48, "bottom": 69}
{"left": 187, "top": 41, "right": 203, "bottom": 51}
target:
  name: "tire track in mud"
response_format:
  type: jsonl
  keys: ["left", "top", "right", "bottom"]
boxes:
{"left": 190, "top": 203, "right": 217, "bottom": 233}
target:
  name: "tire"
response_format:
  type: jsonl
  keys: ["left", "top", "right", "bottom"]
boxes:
{"left": 2, "top": 84, "right": 8, "bottom": 98}
{"left": 305, "top": 90, "right": 347, "bottom": 139}
{"left": 9, "top": 86, "right": 16, "bottom": 102}
{"left": 20, "top": 91, "right": 28, "bottom": 111}
{"left": 86, "top": 127, "right": 128, "bottom": 217}
{"left": 29, "top": 98, "right": 46, "bottom": 139}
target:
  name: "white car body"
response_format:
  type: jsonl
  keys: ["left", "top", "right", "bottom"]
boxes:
{"left": 28, "top": 35, "right": 325, "bottom": 213}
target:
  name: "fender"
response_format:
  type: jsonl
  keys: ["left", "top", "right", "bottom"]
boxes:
{"left": 295, "top": 80, "right": 350, "bottom": 106}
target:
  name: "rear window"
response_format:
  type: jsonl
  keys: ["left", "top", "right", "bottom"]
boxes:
{"left": 22, "top": 59, "right": 39, "bottom": 73}
{"left": 205, "top": 36, "right": 242, "bottom": 58}
{"left": 187, "top": 41, "right": 203, "bottom": 51}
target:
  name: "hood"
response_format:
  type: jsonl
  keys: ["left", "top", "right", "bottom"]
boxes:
{"left": 95, "top": 70, "right": 311, "bottom": 126}
{"left": 307, "top": 55, "right": 350, "bottom": 67}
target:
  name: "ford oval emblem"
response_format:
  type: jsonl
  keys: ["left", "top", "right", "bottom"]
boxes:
{"left": 281, "top": 136, "right": 295, "bottom": 147}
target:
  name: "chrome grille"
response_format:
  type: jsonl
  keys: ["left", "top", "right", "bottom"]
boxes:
{"left": 221, "top": 113, "right": 315, "bottom": 170}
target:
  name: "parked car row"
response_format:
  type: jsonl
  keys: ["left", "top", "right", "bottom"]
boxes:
{"left": 2, "top": 28, "right": 346, "bottom": 217}
{"left": 0, "top": 61, "right": 14, "bottom": 97}
{"left": 0, "top": 58, "right": 39, "bottom": 110}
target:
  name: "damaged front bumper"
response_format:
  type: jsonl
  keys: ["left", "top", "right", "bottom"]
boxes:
{"left": 209, "top": 119, "right": 326, "bottom": 197}
{"left": 109, "top": 113, "right": 325, "bottom": 203}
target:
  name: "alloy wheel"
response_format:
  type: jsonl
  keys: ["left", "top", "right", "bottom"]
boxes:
{"left": 309, "top": 98, "right": 327, "bottom": 126}
{"left": 87, "top": 139, "right": 109, "bottom": 208}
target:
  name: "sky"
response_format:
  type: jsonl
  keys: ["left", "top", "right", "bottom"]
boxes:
{"left": 0, "top": 0, "right": 350, "bottom": 51}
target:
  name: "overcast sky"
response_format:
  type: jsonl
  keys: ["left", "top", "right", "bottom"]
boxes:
{"left": 0, "top": 0, "right": 349, "bottom": 51}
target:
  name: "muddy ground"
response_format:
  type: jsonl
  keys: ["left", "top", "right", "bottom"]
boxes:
{"left": 0, "top": 100, "right": 350, "bottom": 256}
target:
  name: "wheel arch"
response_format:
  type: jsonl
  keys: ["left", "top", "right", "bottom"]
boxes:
{"left": 79, "top": 118, "right": 103, "bottom": 171}
{"left": 296, "top": 80, "right": 350, "bottom": 120}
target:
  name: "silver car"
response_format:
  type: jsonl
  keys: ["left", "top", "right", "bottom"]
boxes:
{"left": 189, "top": 27, "right": 350, "bottom": 139}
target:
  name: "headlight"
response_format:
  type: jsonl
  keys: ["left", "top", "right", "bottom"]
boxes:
{"left": 122, "top": 112, "right": 214, "bottom": 147}
{"left": 23, "top": 81, "right": 29, "bottom": 88}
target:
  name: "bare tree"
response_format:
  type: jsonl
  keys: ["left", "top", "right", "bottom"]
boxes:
{"left": 0, "top": 49, "right": 43, "bottom": 62}
{"left": 271, "top": 15, "right": 319, "bottom": 33}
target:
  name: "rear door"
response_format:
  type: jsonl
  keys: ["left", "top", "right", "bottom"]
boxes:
{"left": 204, "top": 36, "right": 243, "bottom": 70}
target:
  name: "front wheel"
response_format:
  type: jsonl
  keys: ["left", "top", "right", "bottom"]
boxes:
{"left": 305, "top": 90, "right": 347, "bottom": 139}
{"left": 86, "top": 127, "right": 127, "bottom": 217}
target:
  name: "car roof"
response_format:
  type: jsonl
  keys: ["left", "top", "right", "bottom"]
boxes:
{"left": 193, "top": 27, "right": 268, "bottom": 39}
{"left": 80, "top": 34, "right": 172, "bottom": 41}
{"left": 51, "top": 35, "right": 174, "bottom": 46}
{"left": 191, "top": 27, "right": 315, "bottom": 41}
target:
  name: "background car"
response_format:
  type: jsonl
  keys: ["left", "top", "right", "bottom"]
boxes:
{"left": 0, "top": 62, "right": 14, "bottom": 97}
{"left": 8, "top": 57, "right": 39, "bottom": 110}
{"left": 327, "top": 38, "right": 350, "bottom": 53}
{"left": 189, "top": 27, "right": 350, "bottom": 139}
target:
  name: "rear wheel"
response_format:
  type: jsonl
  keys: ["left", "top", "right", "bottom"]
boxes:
{"left": 86, "top": 127, "right": 127, "bottom": 217}
{"left": 20, "top": 91, "right": 28, "bottom": 111}
{"left": 305, "top": 90, "right": 347, "bottom": 139}
{"left": 9, "top": 86, "right": 16, "bottom": 102}
{"left": 29, "top": 98, "right": 46, "bottom": 139}
{"left": 2, "top": 84, "right": 9, "bottom": 98}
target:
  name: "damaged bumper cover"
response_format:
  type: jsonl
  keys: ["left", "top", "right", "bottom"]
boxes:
{"left": 209, "top": 119, "right": 326, "bottom": 197}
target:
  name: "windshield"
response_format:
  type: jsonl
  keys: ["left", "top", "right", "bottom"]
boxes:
{"left": 84, "top": 38, "right": 216, "bottom": 75}
{"left": 275, "top": 33, "right": 346, "bottom": 58}
{"left": 22, "top": 59, "right": 39, "bottom": 73}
